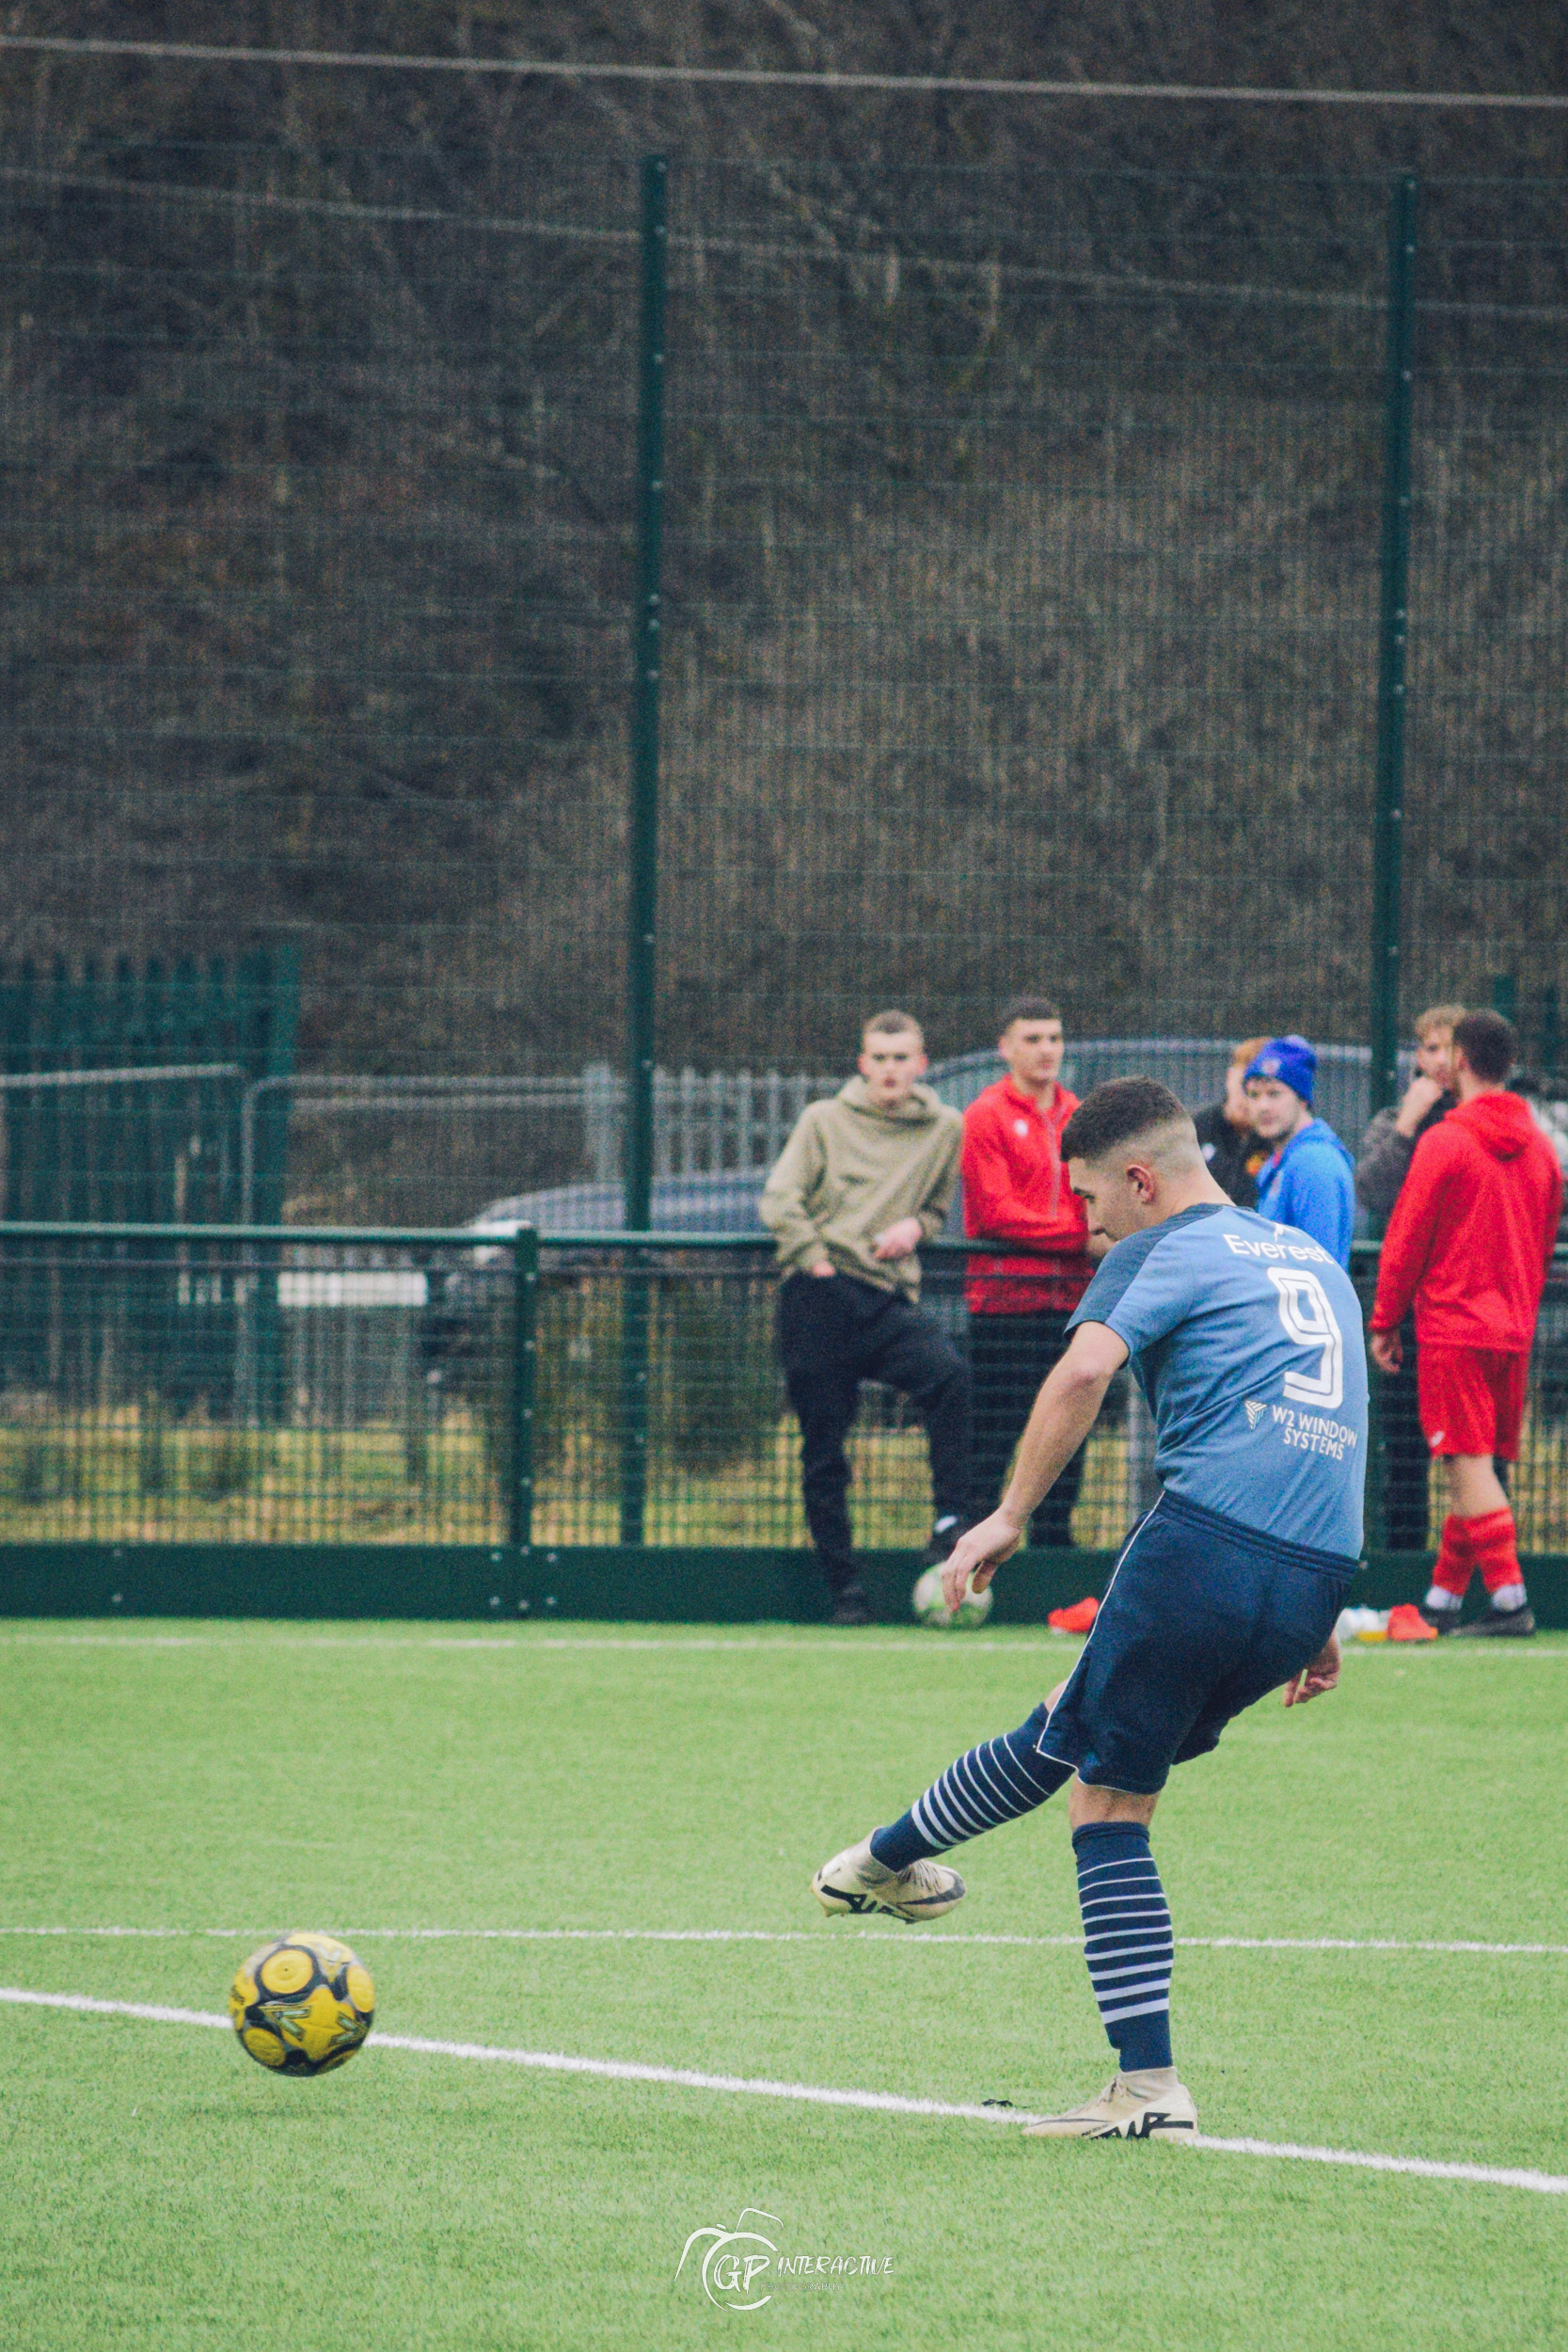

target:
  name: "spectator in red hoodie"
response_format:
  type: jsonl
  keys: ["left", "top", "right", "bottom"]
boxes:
{"left": 1370, "top": 1009, "right": 1563, "bottom": 1636}
{"left": 962, "top": 996, "right": 1094, "bottom": 1547}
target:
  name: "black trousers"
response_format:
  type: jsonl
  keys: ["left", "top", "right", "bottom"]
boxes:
{"left": 777, "top": 1272, "right": 971, "bottom": 1592}
{"left": 968, "top": 1308, "right": 1086, "bottom": 1548}
{"left": 1380, "top": 1319, "right": 1432, "bottom": 1551}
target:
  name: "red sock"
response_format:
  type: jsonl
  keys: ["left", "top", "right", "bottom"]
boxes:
{"left": 1465, "top": 1506, "right": 1522, "bottom": 1596}
{"left": 1431, "top": 1514, "right": 1473, "bottom": 1597}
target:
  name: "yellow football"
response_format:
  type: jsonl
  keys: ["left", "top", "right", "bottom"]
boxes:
{"left": 229, "top": 1931, "right": 375, "bottom": 2077}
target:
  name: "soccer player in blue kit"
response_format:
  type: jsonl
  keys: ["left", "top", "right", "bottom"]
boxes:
{"left": 813, "top": 1078, "right": 1367, "bottom": 2139}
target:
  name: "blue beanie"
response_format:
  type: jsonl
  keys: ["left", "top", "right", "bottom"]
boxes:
{"left": 1243, "top": 1035, "right": 1317, "bottom": 1104}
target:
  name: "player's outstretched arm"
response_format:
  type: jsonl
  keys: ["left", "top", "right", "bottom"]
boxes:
{"left": 1282, "top": 1631, "right": 1341, "bottom": 1708}
{"left": 942, "top": 1322, "right": 1128, "bottom": 1611}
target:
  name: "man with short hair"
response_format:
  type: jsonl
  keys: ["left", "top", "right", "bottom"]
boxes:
{"left": 813, "top": 1077, "right": 1364, "bottom": 2139}
{"left": 962, "top": 995, "right": 1094, "bottom": 1548}
{"left": 1355, "top": 1004, "right": 1465, "bottom": 1224}
{"left": 1370, "top": 1010, "right": 1562, "bottom": 1637}
{"left": 1355, "top": 1004, "right": 1465, "bottom": 1550}
{"left": 1193, "top": 1038, "right": 1271, "bottom": 1208}
{"left": 762, "top": 1011, "right": 968, "bottom": 1626}
{"left": 1246, "top": 1035, "right": 1356, "bottom": 1266}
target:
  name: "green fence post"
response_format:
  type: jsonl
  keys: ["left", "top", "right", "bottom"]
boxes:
{"left": 250, "top": 942, "right": 299, "bottom": 1427}
{"left": 509, "top": 1225, "right": 537, "bottom": 1555}
{"left": 1540, "top": 986, "right": 1560, "bottom": 1077}
{"left": 246, "top": 942, "right": 300, "bottom": 1227}
{"left": 620, "top": 154, "right": 668, "bottom": 1547}
{"left": 1359, "top": 1260, "right": 1388, "bottom": 1555}
{"left": 626, "top": 153, "right": 668, "bottom": 1232}
{"left": 1370, "top": 175, "right": 1418, "bottom": 1124}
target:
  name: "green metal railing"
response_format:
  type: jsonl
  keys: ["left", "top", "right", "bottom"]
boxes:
{"left": 0, "top": 952, "right": 299, "bottom": 1225}
{"left": 1, "top": 1222, "right": 1565, "bottom": 1565}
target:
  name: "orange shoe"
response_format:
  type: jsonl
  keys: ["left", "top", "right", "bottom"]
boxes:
{"left": 1386, "top": 1602, "right": 1438, "bottom": 1643}
{"left": 1048, "top": 1597, "right": 1099, "bottom": 1634}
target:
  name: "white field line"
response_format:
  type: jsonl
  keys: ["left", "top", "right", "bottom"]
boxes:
{"left": 3, "top": 1983, "right": 1563, "bottom": 2198}
{"left": 0, "top": 1631, "right": 1073, "bottom": 1654}
{"left": 3, "top": 1628, "right": 1565, "bottom": 1658}
{"left": 0, "top": 1925, "right": 1562, "bottom": 1956}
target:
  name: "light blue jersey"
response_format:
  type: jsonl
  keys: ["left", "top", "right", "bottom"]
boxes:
{"left": 1069, "top": 1203, "right": 1367, "bottom": 1559}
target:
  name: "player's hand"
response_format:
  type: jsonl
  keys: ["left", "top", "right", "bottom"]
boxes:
{"left": 1370, "top": 1328, "right": 1402, "bottom": 1374}
{"left": 871, "top": 1216, "right": 924, "bottom": 1263}
{"left": 1395, "top": 1073, "right": 1444, "bottom": 1136}
{"left": 1282, "top": 1631, "right": 1341, "bottom": 1708}
{"left": 808, "top": 1258, "right": 836, "bottom": 1278}
{"left": 941, "top": 1509, "right": 1023, "bottom": 1613}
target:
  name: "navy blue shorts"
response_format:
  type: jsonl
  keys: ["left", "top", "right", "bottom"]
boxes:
{"left": 1037, "top": 1489, "right": 1356, "bottom": 1795}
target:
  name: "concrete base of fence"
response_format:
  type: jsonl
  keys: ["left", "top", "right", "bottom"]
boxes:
{"left": 1, "top": 1545, "right": 1566, "bottom": 1629}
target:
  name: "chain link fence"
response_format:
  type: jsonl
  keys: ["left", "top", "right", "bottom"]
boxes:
{"left": 1402, "top": 179, "right": 1568, "bottom": 1062}
{"left": 3, "top": 144, "right": 1568, "bottom": 1583}
{"left": 1, "top": 1228, "right": 1565, "bottom": 1562}
{"left": 2, "top": 148, "right": 1565, "bottom": 1154}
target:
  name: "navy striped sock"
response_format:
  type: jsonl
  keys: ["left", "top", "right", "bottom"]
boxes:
{"left": 869, "top": 1704, "right": 1070, "bottom": 1869}
{"left": 1072, "top": 1820, "right": 1174, "bottom": 2074}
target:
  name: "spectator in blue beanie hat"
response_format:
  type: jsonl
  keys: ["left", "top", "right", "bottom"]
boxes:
{"left": 1244, "top": 1036, "right": 1356, "bottom": 1266}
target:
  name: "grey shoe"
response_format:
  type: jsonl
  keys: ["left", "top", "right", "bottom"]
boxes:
{"left": 1453, "top": 1603, "right": 1536, "bottom": 1638}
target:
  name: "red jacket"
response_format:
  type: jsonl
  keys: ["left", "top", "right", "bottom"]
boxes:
{"left": 1370, "top": 1090, "right": 1563, "bottom": 1350}
{"left": 962, "top": 1077, "right": 1093, "bottom": 1315}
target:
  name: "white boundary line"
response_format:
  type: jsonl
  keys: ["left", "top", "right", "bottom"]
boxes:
{"left": 4, "top": 1629, "right": 1565, "bottom": 1658}
{"left": 3, "top": 1984, "right": 1563, "bottom": 2197}
{"left": 0, "top": 1631, "right": 1074, "bottom": 1654}
{"left": 0, "top": 1925, "right": 1563, "bottom": 1956}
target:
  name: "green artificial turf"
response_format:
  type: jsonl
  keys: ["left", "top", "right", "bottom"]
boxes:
{"left": 1, "top": 1622, "right": 1565, "bottom": 2350}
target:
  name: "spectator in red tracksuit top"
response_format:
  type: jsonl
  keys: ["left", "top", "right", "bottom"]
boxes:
{"left": 1370, "top": 1010, "right": 1563, "bottom": 1636}
{"left": 963, "top": 996, "right": 1095, "bottom": 1546}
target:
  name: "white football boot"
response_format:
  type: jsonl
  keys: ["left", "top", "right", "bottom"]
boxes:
{"left": 812, "top": 1834, "right": 966, "bottom": 1924}
{"left": 1022, "top": 2069, "right": 1196, "bottom": 2140}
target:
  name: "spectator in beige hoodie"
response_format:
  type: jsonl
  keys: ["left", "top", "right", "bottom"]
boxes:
{"left": 761, "top": 1010, "right": 969, "bottom": 1624}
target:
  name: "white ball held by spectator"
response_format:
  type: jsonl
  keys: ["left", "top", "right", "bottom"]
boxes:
{"left": 912, "top": 1564, "right": 993, "bottom": 1629}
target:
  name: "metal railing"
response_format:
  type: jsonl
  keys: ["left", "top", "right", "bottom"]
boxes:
{"left": 237, "top": 1063, "right": 844, "bottom": 1226}
{"left": 0, "top": 1063, "right": 243, "bottom": 1093}
{"left": 228, "top": 1042, "right": 1402, "bottom": 1235}
{"left": 0, "top": 1222, "right": 1564, "bottom": 1559}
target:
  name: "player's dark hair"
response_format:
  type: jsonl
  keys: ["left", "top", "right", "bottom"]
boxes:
{"left": 1452, "top": 1009, "right": 1515, "bottom": 1084}
{"left": 1061, "top": 1077, "right": 1193, "bottom": 1164}
{"left": 863, "top": 1008, "right": 923, "bottom": 1041}
{"left": 998, "top": 994, "right": 1061, "bottom": 1031}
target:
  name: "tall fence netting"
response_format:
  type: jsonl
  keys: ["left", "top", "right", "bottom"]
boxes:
{"left": 3, "top": 151, "right": 1566, "bottom": 1157}
{"left": 0, "top": 148, "right": 1566, "bottom": 1559}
